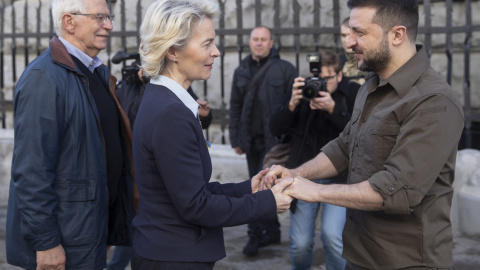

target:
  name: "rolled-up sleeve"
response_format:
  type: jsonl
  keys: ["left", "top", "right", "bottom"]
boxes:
{"left": 368, "top": 94, "right": 464, "bottom": 214}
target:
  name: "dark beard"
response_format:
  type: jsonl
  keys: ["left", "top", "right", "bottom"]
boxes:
{"left": 358, "top": 36, "right": 390, "bottom": 73}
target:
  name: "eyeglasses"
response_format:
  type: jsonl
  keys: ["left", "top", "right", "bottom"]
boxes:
{"left": 71, "top": 13, "right": 115, "bottom": 24}
{"left": 323, "top": 74, "right": 338, "bottom": 82}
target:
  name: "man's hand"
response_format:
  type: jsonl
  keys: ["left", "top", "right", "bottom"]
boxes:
{"left": 283, "top": 177, "right": 384, "bottom": 211}
{"left": 270, "top": 178, "right": 294, "bottom": 213}
{"left": 310, "top": 91, "right": 335, "bottom": 114}
{"left": 252, "top": 168, "right": 269, "bottom": 193}
{"left": 197, "top": 99, "right": 210, "bottom": 118}
{"left": 261, "top": 164, "right": 294, "bottom": 190}
{"left": 289, "top": 77, "right": 305, "bottom": 112}
{"left": 233, "top": 146, "right": 244, "bottom": 155}
{"left": 282, "top": 176, "right": 320, "bottom": 203}
{"left": 36, "top": 244, "right": 66, "bottom": 270}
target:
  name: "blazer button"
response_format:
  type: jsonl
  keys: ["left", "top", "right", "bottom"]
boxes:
{"left": 389, "top": 186, "right": 395, "bottom": 192}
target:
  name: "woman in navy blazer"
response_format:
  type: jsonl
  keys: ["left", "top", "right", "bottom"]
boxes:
{"left": 131, "top": 1, "right": 293, "bottom": 269}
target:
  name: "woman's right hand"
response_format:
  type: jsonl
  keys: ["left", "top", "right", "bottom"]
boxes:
{"left": 270, "top": 178, "right": 294, "bottom": 213}
{"left": 288, "top": 77, "right": 305, "bottom": 112}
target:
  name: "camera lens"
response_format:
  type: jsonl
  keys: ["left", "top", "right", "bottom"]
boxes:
{"left": 302, "top": 86, "right": 317, "bottom": 100}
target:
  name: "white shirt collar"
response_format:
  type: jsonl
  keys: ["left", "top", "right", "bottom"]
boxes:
{"left": 149, "top": 75, "right": 199, "bottom": 117}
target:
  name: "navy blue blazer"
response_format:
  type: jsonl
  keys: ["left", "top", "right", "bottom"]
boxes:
{"left": 132, "top": 83, "right": 277, "bottom": 262}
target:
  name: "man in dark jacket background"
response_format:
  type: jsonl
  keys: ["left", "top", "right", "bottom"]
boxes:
{"left": 229, "top": 26, "right": 297, "bottom": 256}
{"left": 6, "top": 0, "right": 135, "bottom": 269}
{"left": 270, "top": 50, "right": 359, "bottom": 270}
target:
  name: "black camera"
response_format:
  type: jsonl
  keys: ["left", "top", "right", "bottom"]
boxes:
{"left": 112, "top": 51, "right": 149, "bottom": 85}
{"left": 301, "top": 52, "right": 327, "bottom": 100}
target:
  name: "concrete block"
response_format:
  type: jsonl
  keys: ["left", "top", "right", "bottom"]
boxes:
{"left": 452, "top": 149, "right": 480, "bottom": 237}
{"left": 457, "top": 186, "right": 480, "bottom": 237}
{"left": 209, "top": 143, "right": 249, "bottom": 184}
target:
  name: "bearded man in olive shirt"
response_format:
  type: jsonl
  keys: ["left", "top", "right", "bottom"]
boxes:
{"left": 265, "top": 0, "right": 464, "bottom": 269}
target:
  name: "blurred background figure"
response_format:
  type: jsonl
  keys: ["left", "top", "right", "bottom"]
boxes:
{"left": 340, "top": 17, "right": 367, "bottom": 85}
{"left": 229, "top": 26, "right": 297, "bottom": 257}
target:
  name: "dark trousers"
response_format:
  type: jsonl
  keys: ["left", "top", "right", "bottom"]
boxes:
{"left": 245, "top": 139, "right": 267, "bottom": 179}
{"left": 246, "top": 137, "right": 281, "bottom": 238}
{"left": 131, "top": 252, "right": 215, "bottom": 270}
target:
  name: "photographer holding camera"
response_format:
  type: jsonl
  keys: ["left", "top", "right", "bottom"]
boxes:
{"left": 270, "top": 49, "right": 359, "bottom": 270}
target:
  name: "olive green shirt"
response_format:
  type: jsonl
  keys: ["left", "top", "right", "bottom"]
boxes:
{"left": 322, "top": 45, "right": 464, "bottom": 269}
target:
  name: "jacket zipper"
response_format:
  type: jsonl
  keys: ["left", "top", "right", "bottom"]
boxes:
{"left": 78, "top": 72, "right": 109, "bottom": 209}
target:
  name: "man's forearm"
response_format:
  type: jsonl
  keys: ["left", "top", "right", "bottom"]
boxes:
{"left": 313, "top": 180, "right": 383, "bottom": 211}
{"left": 291, "top": 152, "right": 338, "bottom": 180}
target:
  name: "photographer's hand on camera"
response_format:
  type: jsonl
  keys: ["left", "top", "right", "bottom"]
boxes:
{"left": 309, "top": 91, "right": 335, "bottom": 114}
{"left": 289, "top": 77, "right": 306, "bottom": 112}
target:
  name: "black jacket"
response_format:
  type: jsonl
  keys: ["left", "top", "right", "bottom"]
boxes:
{"left": 270, "top": 77, "right": 360, "bottom": 177}
{"left": 229, "top": 49, "right": 297, "bottom": 153}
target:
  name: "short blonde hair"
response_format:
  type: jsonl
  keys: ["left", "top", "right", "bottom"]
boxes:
{"left": 139, "top": 0, "right": 220, "bottom": 78}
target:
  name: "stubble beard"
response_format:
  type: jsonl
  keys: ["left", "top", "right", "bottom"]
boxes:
{"left": 358, "top": 36, "right": 390, "bottom": 74}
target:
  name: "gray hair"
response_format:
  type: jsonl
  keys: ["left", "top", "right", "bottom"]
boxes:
{"left": 139, "top": 0, "right": 220, "bottom": 78}
{"left": 51, "top": 0, "right": 87, "bottom": 36}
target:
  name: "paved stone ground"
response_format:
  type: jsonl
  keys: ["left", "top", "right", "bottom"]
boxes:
{"left": 214, "top": 211, "right": 480, "bottom": 270}
{"left": 0, "top": 205, "right": 479, "bottom": 269}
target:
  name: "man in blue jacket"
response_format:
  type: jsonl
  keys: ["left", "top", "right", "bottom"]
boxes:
{"left": 229, "top": 26, "right": 297, "bottom": 256}
{"left": 6, "top": 0, "right": 135, "bottom": 269}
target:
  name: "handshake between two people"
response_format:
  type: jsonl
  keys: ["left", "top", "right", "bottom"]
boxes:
{"left": 251, "top": 165, "right": 317, "bottom": 214}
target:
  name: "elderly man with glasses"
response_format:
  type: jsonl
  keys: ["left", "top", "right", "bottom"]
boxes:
{"left": 6, "top": 0, "right": 136, "bottom": 269}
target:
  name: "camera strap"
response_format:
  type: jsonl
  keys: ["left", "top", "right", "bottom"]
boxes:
{"left": 294, "top": 110, "right": 314, "bottom": 165}
{"left": 243, "top": 59, "right": 275, "bottom": 95}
